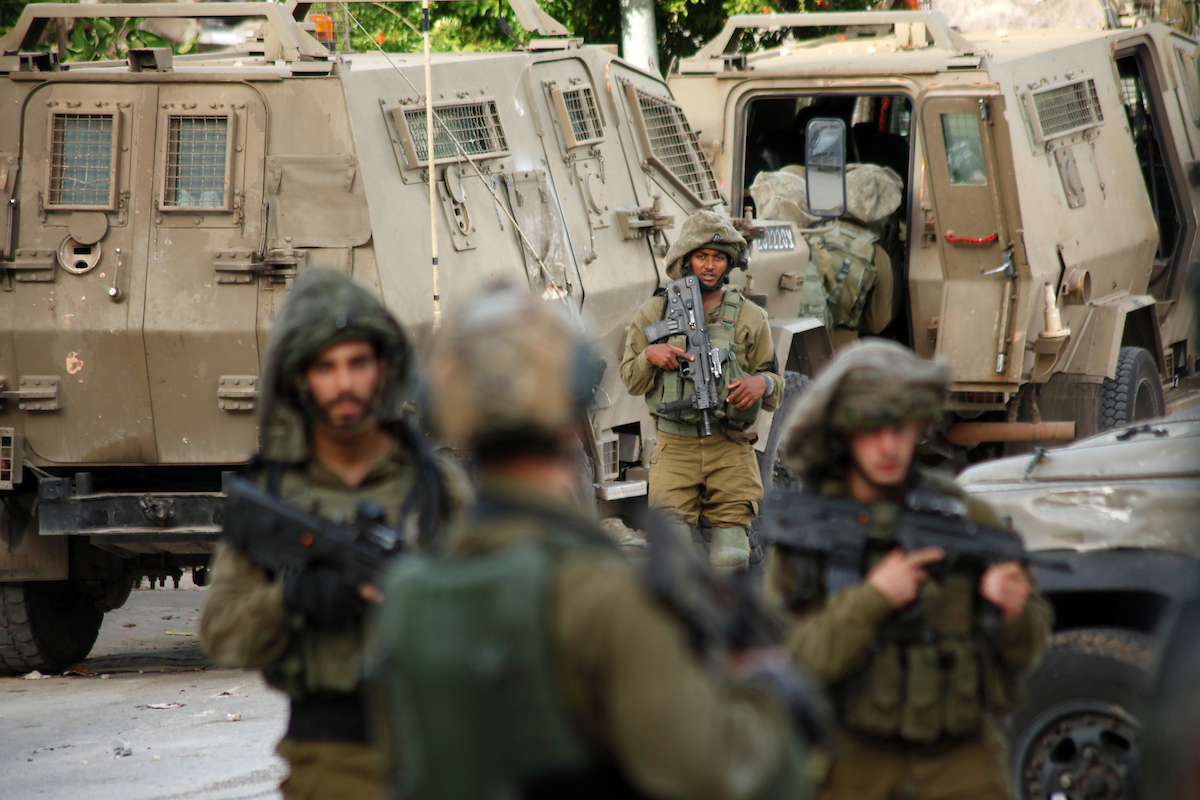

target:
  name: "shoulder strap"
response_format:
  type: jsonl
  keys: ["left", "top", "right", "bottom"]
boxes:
{"left": 388, "top": 418, "right": 448, "bottom": 548}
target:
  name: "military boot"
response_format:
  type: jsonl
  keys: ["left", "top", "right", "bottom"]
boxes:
{"left": 710, "top": 526, "right": 750, "bottom": 569}
{"left": 664, "top": 518, "right": 696, "bottom": 551}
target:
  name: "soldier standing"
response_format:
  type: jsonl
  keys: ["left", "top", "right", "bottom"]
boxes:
{"left": 200, "top": 269, "right": 459, "bottom": 800}
{"left": 620, "top": 210, "right": 784, "bottom": 569}
{"left": 769, "top": 339, "right": 1054, "bottom": 800}
{"left": 372, "top": 286, "right": 813, "bottom": 800}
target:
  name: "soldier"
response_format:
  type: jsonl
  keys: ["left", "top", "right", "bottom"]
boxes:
{"left": 371, "top": 286, "right": 814, "bottom": 800}
{"left": 769, "top": 339, "right": 1054, "bottom": 800}
{"left": 200, "top": 269, "right": 459, "bottom": 800}
{"left": 620, "top": 210, "right": 784, "bottom": 569}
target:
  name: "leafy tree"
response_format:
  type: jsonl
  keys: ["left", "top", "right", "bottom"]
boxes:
{"left": 1, "top": 0, "right": 873, "bottom": 67}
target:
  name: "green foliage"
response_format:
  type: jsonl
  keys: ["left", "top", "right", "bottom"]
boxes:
{"left": 0, "top": 0, "right": 875, "bottom": 69}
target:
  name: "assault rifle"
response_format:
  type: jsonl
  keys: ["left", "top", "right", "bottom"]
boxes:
{"left": 640, "top": 509, "right": 835, "bottom": 747}
{"left": 221, "top": 477, "right": 406, "bottom": 585}
{"left": 762, "top": 489, "right": 1072, "bottom": 594}
{"left": 643, "top": 275, "right": 729, "bottom": 436}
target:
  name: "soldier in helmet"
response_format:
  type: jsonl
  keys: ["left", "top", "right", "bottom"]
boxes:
{"left": 769, "top": 339, "right": 1054, "bottom": 800}
{"left": 200, "top": 269, "right": 461, "bottom": 800}
{"left": 620, "top": 210, "right": 785, "bottom": 569}
{"left": 371, "top": 285, "right": 813, "bottom": 800}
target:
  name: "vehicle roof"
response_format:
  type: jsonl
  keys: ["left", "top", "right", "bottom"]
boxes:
{"left": 675, "top": 13, "right": 1190, "bottom": 77}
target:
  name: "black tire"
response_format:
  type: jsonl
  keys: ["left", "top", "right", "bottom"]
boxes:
{"left": 1099, "top": 347, "right": 1165, "bottom": 430}
{"left": 1006, "top": 627, "right": 1155, "bottom": 800}
{"left": 758, "top": 371, "right": 811, "bottom": 491}
{"left": 0, "top": 581, "right": 104, "bottom": 676}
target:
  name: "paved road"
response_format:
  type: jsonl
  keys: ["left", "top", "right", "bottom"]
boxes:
{"left": 0, "top": 580, "right": 288, "bottom": 800}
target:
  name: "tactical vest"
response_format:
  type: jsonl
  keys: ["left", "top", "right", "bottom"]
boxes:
{"left": 799, "top": 254, "right": 833, "bottom": 329}
{"left": 825, "top": 485, "right": 1025, "bottom": 745}
{"left": 375, "top": 502, "right": 649, "bottom": 800}
{"left": 646, "top": 289, "right": 761, "bottom": 433}
{"left": 809, "top": 221, "right": 880, "bottom": 331}
{"left": 261, "top": 463, "right": 415, "bottom": 700}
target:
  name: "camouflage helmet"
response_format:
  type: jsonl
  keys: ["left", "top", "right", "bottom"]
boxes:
{"left": 258, "top": 269, "right": 414, "bottom": 463}
{"left": 664, "top": 210, "right": 749, "bottom": 280}
{"left": 844, "top": 163, "right": 903, "bottom": 225}
{"left": 783, "top": 339, "right": 950, "bottom": 478}
{"left": 427, "top": 286, "right": 603, "bottom": 454}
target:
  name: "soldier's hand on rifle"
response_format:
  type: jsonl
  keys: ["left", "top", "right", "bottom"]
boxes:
{"left": 867, "top": 547, "right": 944, "bottom": 609}
{"left": 645, "top": 343, "right": 693, "bottom": 370}
{"left": 980, "top": 561, "right": 1030, "bottom": 624}
{"left": 283, "top": 565, "right": 365, "bottom": 626}
{"left": 359, "top": 583, "right": 383, "bottom": 604}
{"left": 726, "top": 375, "right": 768, "bottom": 410}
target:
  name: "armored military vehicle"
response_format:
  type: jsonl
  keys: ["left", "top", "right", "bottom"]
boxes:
{"left": 668, "top": 9, "right": 1199, "bottom": 464}
{"left": 958, "top": 411, "right": 1200, "bottom": 800}
{"left": 0, "top": 0, "right": 823, "bottom": 674}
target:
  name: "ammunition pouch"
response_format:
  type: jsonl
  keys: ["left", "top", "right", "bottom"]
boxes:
{"left": 810, "top": 221, "right": 880, "bottom": 331}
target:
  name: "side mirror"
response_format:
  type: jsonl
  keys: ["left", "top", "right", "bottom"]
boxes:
{"left": 805, "top": 118, "right": 847, "bottom": 219}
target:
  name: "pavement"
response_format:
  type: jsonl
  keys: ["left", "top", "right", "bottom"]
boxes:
{"left": 0, "top": 577, "right": 289, "bottom": 800}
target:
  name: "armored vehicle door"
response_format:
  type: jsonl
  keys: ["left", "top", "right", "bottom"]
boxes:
{"left": 526, "top": 58, "right": 655, "bottom": 327}
{"left": 8, "top": 83, "right": 159, "bottom": 464}
{"left": 918, "top": 90, "right": 1028, "bottom": 385}
{"left": 143, "top": 85, "right": 267, "bottom": 464}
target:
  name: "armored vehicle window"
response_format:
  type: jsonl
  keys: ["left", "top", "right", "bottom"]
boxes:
{"left": 624, "top": 82, "right": 722, "bottom": 205}
{"left": 552, "top": 85, "right": 604, "bottom": 149}
{"left": 395, "top": 100, "right": 509, "bottom": 168}
{"left": 940, "top": 114, "right": 987, "bottom": 186}
{"left": 1025, "top": 79, "right": 1104, "bottom": 143}
{"left": 49, "top": 114, "right": 117, "bottom": 208}
{"left": 165, "top": 116, "right": 230, "bottom": 208}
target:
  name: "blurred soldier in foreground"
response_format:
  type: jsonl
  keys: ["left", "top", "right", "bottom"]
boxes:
{"left": 200, "top": 269, "right": 458, "bottom": 800}
{"left": 620, "top": 210, "right": 784, "bottom": 569}
{"left": 769, "top": 340, "right": 1054, "bottom": 800}
{"left": 372, "top": 286, "right": 812, "bottom": 800}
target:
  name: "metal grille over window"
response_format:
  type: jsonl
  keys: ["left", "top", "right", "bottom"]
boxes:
{"left": 402, "top": 101, "right": 509, "bottom": 166}
{"left": 628, "top": 85, "right": 721, "bottom": 204}
{"left": 1028, "top": 78, "right": 1103, "bottom": 142}
{"left": 50, "top": 114, "right": 115, "bottom": 207}
{"left": 563, "top": 87, "right": 602, "bottom": 144}
{"left": 165, "top": 116, "right": 229, "bottom": 208}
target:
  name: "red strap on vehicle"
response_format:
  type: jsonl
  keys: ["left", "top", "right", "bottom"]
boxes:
{"left": 944, "top": 232, "right": 998, "bottom": 246}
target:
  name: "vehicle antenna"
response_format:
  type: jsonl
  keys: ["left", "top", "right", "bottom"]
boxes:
{"left": 423, "top": 0, "right": 439, "bottom": 328}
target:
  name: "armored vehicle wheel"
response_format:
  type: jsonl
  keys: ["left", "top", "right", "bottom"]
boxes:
{"left": 0, "top": 581, "right": 104, "bottom": 676}
{"left": 1099, "top": 347, "right": 1165, "bottom": 430}
{"left": 759, "top": 371, "right": 811, "bottom": 491}
{"left": 1007, "top": 628, "right": 1154, "bottom": 800}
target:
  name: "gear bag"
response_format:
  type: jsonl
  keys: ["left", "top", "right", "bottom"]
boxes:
{"left": 808, "top": 221, "right": 880, "bottom": 331}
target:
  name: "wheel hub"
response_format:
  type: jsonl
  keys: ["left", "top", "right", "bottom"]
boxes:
{"left": 1018, "top": 702, "right": 1138, "bottom": 800}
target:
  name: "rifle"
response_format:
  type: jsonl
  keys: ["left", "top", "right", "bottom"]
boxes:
{"left": 643, "top": 275, "right": 729, "bottom": 436}
{"left": 640, "top": 509, "right": 835, "bottom": 747}
{"left": 762, "top": 489, "right": 1071, "bottom": 600}
{"left": 221, "top": 477, "right": 407, "bottom": 585}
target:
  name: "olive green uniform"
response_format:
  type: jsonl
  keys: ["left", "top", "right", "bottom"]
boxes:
{"left": 202, "top": 448, "right": 423, "bottom": 800}
{"left": 199, "top": 268, "right": 460, "bottom": 800}
{"left": 373, "top": 477, "right": 810, "bottom": 800}
{"left": 772, "top": 475, "right": 1053, "bottom": 800}
{"left": 621, "top": 290, "right": 783, "bottom": 528}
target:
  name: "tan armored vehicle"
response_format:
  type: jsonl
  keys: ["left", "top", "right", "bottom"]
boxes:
{"left": 668, "top": 9, "right": 1199, "bottom": 459}
{"left": 0, "top": 1, "right": 821, "bottom": 673}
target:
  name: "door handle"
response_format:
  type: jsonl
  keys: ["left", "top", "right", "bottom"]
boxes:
{"left": 983, "top": 250, "right": 1015, "bottom": 279}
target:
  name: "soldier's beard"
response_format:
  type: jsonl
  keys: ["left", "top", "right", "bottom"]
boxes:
{"left": 312, "top": 390, "right": 379, "bottom": 431}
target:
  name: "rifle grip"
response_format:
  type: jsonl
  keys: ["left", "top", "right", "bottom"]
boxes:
{"left": 657, "top": 398, "right": 695, "bottom": 414}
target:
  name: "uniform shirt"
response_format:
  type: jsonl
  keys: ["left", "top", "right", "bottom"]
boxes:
{"left": 201, "top": 442, "right": 424, "bottom": 696}
{"left": 775, "top": 477, "right": 1053, "bottom": 691}
{"left": 415, "top": 476, "right": 811, "bottom": 800}
{"left": 620, "top": 289, "right": 785, "bottom": 416}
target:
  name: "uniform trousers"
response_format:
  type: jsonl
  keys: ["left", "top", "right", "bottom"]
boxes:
{"left": 818, "top": 726, "right": 1012, "bottom": 800}
{"left": 276, "top": 737, "right": 385, "bottom": 800}
{"left": 648, "top": 428, "right": 762, "bottom": 528}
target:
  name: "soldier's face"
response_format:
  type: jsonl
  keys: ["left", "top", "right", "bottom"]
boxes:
{"left": 689, "top": 248, "right": 730, "bottom": 291}
{"left": 304, "top": 339, "right": 383, "bottom": 428}
{"left": 847, "top": 421, "right": 924, "bottom": 487}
